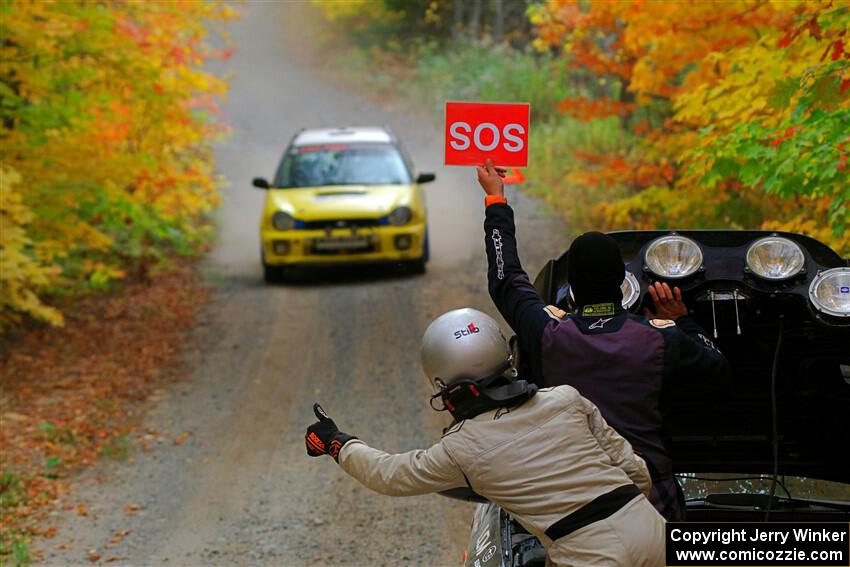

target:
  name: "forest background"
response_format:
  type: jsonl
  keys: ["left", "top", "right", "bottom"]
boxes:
{"left": 314, "top": 0, "right": 850, "bottom": 255}
{"left": 2, "top": 0, "right": 848, "bottom": 332}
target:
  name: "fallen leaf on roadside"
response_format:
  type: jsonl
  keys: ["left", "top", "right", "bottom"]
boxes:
{"left": 105, "top": 557, "right": 127, "bottom": 563}
{"left": 108, "top": 529, "right": 131, "bottom": 545}
{"left": 76, "top": 503, "right": 88, "bottom": 516}
{"left": 56, "top": 543, "right": 73, "bottom": 550}
{"left": 87, "top": 550, "right": 101, "bottom": 562}
{"left": 173, "top": 431, "right": 192, "bottom": 446}
{"left": 122, "top": 503, "right": 144, "bottom": 516}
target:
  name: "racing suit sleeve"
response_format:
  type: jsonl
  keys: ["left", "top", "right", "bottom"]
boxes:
{"left": 665, "top": 315, "right": 730, "bottom": 382}
{"left": 484, "top": 203, "right": 553, "bottom": 363}
{"left": 337, "top": 439, "right": 467, "bottom": 497}
{"left": 580, "top": 396, "right": 652, "bottom": 496}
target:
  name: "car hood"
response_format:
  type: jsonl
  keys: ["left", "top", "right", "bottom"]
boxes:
{"left": 268, "top": 185, "right": 413, "bottom": 220}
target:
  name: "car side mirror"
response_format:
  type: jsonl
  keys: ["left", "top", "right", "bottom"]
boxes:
{"left": 416, "top": 172, "right": 436, "bottom": 184}
{"left": 252, "top": 177, "right": 270, "bottom": 189}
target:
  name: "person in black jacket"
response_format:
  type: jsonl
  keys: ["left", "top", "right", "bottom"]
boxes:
{"left": 475, "top": 159, "right": 730, "bottom": 521}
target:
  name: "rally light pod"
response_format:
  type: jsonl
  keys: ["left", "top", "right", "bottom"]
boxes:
{"left": 809, "top": 267, "right": 850, "bottom": 318}
{"left": 746, "top": 236, "right": 805, "bottom": 281}
{"left": 621, "top": 271, "right": 640, "bottom": 310}
{"left": 644, "top": 235, "right": 703, "bottom": 279}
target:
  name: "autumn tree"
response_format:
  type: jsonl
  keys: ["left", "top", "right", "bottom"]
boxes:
{"left": 530, "top": 0, "right": 849, "bottom": 252}
{"left": 0, "top": 1, "right": 237, "bottom": 329}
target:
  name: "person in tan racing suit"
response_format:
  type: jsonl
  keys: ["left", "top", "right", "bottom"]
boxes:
{"left": 305, "top": 308, "right": 665, "bottom": 567}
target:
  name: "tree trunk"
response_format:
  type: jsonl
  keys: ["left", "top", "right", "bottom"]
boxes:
{"left": 492, "top": 0, "right": 504, "bottom": 42}
{"left": 469, "top": 0, "right": 482, "bottom": 40}
{"left": 452, "top": 0, "right": 464, "bottom": 41}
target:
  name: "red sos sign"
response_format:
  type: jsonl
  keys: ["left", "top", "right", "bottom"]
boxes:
{"left": 445, "top": 102, "right": 530, "bottom": 167}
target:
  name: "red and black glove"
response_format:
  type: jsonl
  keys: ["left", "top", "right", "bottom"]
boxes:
{"left": 305, "top": 403, "right": 356, "bottom": 461}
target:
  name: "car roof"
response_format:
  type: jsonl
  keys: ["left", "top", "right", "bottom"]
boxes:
{"left": 292, "top": 127, "right": 394, "bottom": 147}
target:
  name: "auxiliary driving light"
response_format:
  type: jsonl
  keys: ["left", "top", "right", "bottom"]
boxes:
{"left": 621, "top": 271, "right": 640, "bottom": 309}
{"left": 272, "top": 240, "right": 290, "bottom": 255}
{"left": 644, "top": 235, "right": 703, "bottom": 279}
{"left": 394, "top": 234, "right": 412, "bottom": 250}
{"left": 272, "top": 211, "right": 295, "bottom": 231}
{"left": 809, "top": 267, "right": 850, "bottom": 317}
{"left": 746, "top": 236, "right": 804, "bottom": 280}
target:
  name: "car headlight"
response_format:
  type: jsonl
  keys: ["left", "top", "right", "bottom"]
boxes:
{"left": 644, "top": 235, "right": 703, "bottom": 279}
{"left": 809, "top": 268, "right": 850, "bottom": 317}
{"left": 621, "top": 271, "right": 640, "bottom": 309}
{"left": 272, "top": 211, "right": 295, "bottom": 231}
{"left": 388, "top": 206, "right": 412, "bottom": 226}
{"left": 746, "top": 236, "right": 805, "bottom": 280}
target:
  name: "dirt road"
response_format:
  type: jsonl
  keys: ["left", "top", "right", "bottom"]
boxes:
{"left": 37, "top": 4, "right": 564, "bottom": 566}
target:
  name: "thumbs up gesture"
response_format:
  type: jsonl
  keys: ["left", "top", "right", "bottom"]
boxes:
{"left": 305, "top": 403, "right": 356, "bottom": 461}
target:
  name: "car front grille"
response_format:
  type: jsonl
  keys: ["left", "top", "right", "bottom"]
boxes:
{"left": 298, "top": 218, "right": 381, "bottom": 231}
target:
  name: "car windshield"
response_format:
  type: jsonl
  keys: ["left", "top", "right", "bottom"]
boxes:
{"left": 274, "top": 143, "right": 411, "bottom": 187}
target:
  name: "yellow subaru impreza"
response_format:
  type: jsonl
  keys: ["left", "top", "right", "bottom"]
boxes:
{"left": 253, "top": 127, "right": 434, "bottom": 281}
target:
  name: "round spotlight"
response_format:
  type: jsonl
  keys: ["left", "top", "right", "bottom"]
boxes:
{"left": 809, "top": 268, "right": 850, "bottom": 317}
{"left": 394, "top": 234, "right": 412, "bottom": 250}
{"left": 644, "top": 235, "right": 703, "bottom": 279}
{"left": 621, "top": 271, "right": 640, "bottom": 309}
{"left": 746, "top": 236, "right": 805, "bottom": 280}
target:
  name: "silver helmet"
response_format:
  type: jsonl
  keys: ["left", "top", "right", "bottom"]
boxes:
{"left": 420, "top": 308, "right": 513, "bottom": 389}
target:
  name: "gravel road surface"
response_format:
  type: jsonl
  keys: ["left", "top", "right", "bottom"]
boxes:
{"left": 36, "top": 4, "right": 565, "bottom": 566}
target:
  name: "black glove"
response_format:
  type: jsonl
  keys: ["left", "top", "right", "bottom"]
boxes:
{"left": 305, "top": 403, "right": 356, "bottom": 461}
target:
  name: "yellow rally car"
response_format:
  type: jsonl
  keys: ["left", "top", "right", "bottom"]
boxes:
{"left": 253, "top": 127, "right": 434, "bottom": 281}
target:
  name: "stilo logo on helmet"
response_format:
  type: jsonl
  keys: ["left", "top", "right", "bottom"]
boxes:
{"left": 453, "top": 322, "right": 481, "bottom": 340}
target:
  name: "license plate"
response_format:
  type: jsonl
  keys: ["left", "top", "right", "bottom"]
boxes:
{"left": 313, "top": 237, "right": 370, "bottom": 251}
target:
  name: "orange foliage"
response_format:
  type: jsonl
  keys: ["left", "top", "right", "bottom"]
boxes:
{"left": 556, "top": 97, "right": 635, "bottom": 120}
{"left": 529, "top": 0, "right": 849, "bottom": 250}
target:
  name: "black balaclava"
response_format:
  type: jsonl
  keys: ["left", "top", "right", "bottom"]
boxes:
{"left": 567, "top": 231, "right": 625, "bottom": 307}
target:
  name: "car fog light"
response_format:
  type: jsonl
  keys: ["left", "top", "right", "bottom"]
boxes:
{"left": 273, "top": 240, "right": 290, "bottom": 255}
{"left": 394, "top": 235, "right": 412, "bottom": 250}
{"left": 746, "top": 236, "right": 804, "bottom": 280}
{"left": 621, "top": 271, "right": 640, "bottom": 309}
{"left": 388, "top": 206, "right": 412, "bottom": 226}
{"left": 644, "top": 235, "right": 703, "bottom": 279}
{"left": 272, "top": 211, "right": 295, "bottom": 231}
{"left": 809, "top": 267, "right": 850, "bottom": 317}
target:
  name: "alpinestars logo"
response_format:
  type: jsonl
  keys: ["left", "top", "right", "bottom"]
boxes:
{"left": 589, "top": 317, "right": 614, "bottom": 330}
{"left": 454, "top": 322, "right": 480, "bottom": 340}
{"left": 491, "top": 229, "right": 505, "bottom": 280}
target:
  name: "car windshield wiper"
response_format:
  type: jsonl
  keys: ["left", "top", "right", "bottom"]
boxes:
{"left": 692, "top": 493, "right": 850, "bottom": 512}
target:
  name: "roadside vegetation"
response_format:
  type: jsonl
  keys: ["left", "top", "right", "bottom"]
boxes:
{"left": 1, "top": 3, "right": 235, "bottom": 563}
{"left": 1, "top": 1, "right": 236, "bottom": 330}
{"left": 312, "top": 0, "right": 850, "bottom": 254}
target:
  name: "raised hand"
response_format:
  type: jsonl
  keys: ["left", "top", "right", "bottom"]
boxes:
{"left": 475, "top": 158, "right": 506, "bottom": 197}
{"left": 644, "top": 282, "right": 688, "bottom": 321}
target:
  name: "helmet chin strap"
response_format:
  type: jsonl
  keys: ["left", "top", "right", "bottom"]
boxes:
{"left": 429, "top": 367, "right": 537, "bottom": 422}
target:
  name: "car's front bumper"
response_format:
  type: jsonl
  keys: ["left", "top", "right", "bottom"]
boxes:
{"left": 261, "top": 223, "right": 426, "bottom": 266}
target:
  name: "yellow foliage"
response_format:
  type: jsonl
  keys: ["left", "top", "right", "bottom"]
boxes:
{"left": 0, "top": 1, "right": 237, "bottom": 329}
{"left": 0, "top": 166, "right": 63, "bottom": 329}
